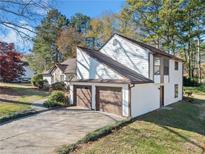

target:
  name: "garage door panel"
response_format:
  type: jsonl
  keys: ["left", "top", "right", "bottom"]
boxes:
{"left": 74, "top": 86, "right": 92, "bottom": 109}
{"left": 99, "top": 99, "right": 122, "bottom": 115}
{"left": 96, "top": 87, "right": 122, "bottom": 115}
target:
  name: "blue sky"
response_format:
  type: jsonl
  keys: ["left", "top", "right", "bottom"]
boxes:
{"left": 0, "top": 0, "right": 125, "bottom": 53}
{"left": 55, "top": 0, "right": 125, "bottom": 18}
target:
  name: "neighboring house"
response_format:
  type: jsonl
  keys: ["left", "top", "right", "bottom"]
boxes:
{"left": 43, "top": 58, "right": 76, "bottom": 85}
{"left": 20, "top": 62, "right": 35, "bottom": 82}
{"left": 69, "top": 33, "right": 183, "bottom": 117}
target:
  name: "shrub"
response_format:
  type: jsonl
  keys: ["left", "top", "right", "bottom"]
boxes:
{"left": 51, "top": 82, "right": 66, "bottom": 91}
{"left": 43, "top": 100, "right": 61, "bottom": 108}
{"left": 183, "top": 77, "right": 200, "bottom": 86}
{"left": 31, "top": 74, "right": 43, "bottom": 88}
{"left": 31, "top": 74, "right": 49, "bottom": 89}
{"left": 50, "top": 91, "right": 65, "bottom": 102}
{"left": 37, "top": 80, "right": 44, "bottom": 89}
{"left": 43, "top": 91, "right": 67, "bottom": 108}
{"left": 42, "top": 80, "right": 49, "bottom": 90}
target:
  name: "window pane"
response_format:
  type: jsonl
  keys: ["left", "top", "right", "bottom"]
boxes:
{"left": 154, "top": 57, "right": 160, "bottom": 75}
{"left": 164, "top": 59, "right": 169, "bottom": 75}
{"left": 175, "top": 84, "right": 178, "bottom": 98}
{"left": 154, "top": 66, "right": 160, "bottom": 75}
{"left": 175, "top": 61, "right": 179, "bottom": 70}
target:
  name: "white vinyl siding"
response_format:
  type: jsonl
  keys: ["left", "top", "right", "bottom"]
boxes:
{"left": 164, "top": 60, "right": 183, "bottom": 105}
{"left": 131, "top": 83, "right": 160, "bottom": 117}
{"left": 76, "top": 48, "right": 124, "bottom": 80}
{"left": 100, "top": 35, "right": 150, "bottom": 78}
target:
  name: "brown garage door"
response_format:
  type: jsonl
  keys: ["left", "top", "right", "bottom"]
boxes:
{"left": 74, "top": 85, "right": 92, "bottom": 109}
{"left": 96, "top": 87, "right": 122, "bottom": 115}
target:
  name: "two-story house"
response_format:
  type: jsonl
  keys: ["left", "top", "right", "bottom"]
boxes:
{"left": 69, "top": 34, "right": 183, "bottom": 117}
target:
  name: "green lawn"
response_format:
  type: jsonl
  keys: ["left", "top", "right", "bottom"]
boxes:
{"left": 184, "top": 84, "right": 205, "bottom": 95}
{"left": 0, "top": 83, "right": 49, "bottom": 118}
{"left": 0, "top": 103, "right": 30, "bottom": 117}
{"left": 73, "top": 89, "right": 205, "bottom": 154}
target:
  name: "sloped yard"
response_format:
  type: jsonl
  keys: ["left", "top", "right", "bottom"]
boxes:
{"left": 72, "top": 90, "right": 205, "bottom": 154}
{"left": 0, "top": 83, "right": 49, "bottom": 118}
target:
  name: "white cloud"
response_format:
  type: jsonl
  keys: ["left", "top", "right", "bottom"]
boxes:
{"left": 0, "top": 21, "right": 35, "bottom": 53}
{"left": 31, "top": 0, "right": 51, "bottom": 16}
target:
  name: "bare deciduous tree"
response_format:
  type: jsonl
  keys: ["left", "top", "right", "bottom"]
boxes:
{"left": 0, "top": 0, "right": 51, "bottom": 40}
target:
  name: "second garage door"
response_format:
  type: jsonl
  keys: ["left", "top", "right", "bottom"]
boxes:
{"left": 74, "top": 85, "right": 92, "bottom": 109}
{"left": 96, "top": 87, "right": 122, "bottom": 116}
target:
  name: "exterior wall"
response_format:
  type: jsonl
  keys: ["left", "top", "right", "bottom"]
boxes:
{"left": 100, "top": 35, "right": 150, "bottom": 78}
{"left": 43, "top": 76, "right": 52, "bottom": 85}
{"left": 130, "top": 60, "right": 182, "bottom": 117}
{"left": 154, "top": 75, "right": 169, "bottom": 83}
{"left": 149, "top": 53, "right": 154, "bottom": 80}
{"left": 76, "top": 48, "right": 123, "bottom": 80}
{"left": 43, "top": 67, "right": 65, "bottom": 85}
{"left": 70, "top": 82, "right": 129, "bottom": 117}
{"left": 152, "top": 57, "right": 183, "bottom": 105}
{"left": 164, "top": 60, "right": 183, "bottom": 105}
{"left": 51, "top": 67, "right": 64, "bottom": 83}
{"left": 131, "top": 83, "right": 160, "bottom": 117}
{"left": 131, "top": 60, "right": 182, "bottom": 117}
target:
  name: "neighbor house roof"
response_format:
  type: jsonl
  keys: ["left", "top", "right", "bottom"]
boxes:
{"left": 61, "top": 58, "right": 76, "bottom": 73}
{"left": 42, "top": 58, "right": 76, "bottom": 75}
{"left": 42, "top": 66, "right": 55, "bottom": 75}
{"left": 77, "top": 46, "right": 153, "bottom": 84}
{"left": 103, "top": 33, "right": 182, "bottom": 61}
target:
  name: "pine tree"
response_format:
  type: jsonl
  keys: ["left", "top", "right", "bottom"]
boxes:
{"left": 31, "top": 9, "right": 69, "bottom": 73}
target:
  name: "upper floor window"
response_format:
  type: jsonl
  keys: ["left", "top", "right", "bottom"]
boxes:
{"left": 164, "top": 59, "right": 169, "bottom": 75}
{"left": 154, "top": 57, "right": 169, "bottom": 75}
{"left": 175, "top": 61, "right": 179, "bottom": 70}
{"left": 154, "top": 57, "right": 160, "bottom": 75}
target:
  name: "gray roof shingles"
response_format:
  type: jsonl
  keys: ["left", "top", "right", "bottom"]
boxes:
{"left": 43, "top": 58, "right": 76, "bottom": 75}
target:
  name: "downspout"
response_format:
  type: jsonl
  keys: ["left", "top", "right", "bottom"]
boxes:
{"left": 128, "top": 83, "right": 135, "bottom": 117}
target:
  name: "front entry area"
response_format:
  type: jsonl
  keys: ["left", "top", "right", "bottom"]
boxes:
{"left": 74, "top": 85, "right": 92, "bottom": 109}
{"left": 96, "top": 86, "right": 122, "bottom": 116}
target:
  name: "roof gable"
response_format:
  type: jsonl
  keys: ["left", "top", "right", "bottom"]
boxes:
{"left": 101, "top": 33, "right": 182, "bottom": 61}
{"left": 42, "top": 58, "right": 76, "bottom": 75}
{"left": 77, "top": 46, "right": 153, "bottom": 84}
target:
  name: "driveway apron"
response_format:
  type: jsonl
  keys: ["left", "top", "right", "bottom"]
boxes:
{"left": 0, "top": 108, "right": 122, "bottom": 154}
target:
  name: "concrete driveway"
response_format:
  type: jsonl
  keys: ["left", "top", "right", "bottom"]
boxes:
{"left": 0, "top": 107, "right": 123, "bottom": 154}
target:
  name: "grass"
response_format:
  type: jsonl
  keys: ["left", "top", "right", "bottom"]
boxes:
{"left": 70, "top": 87, "right": 205, "bottom": 154}
{"left": 58, "top": 119, "right": 131, "bottom": 154}
{"left": 184, "top": 84, "right": 205, "bottom": 94}
{"left": 0, "top": 82, "right": 49, "bottom": 118}
{"left": 0, "top": 103, "right": 30, "bottom": 117}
